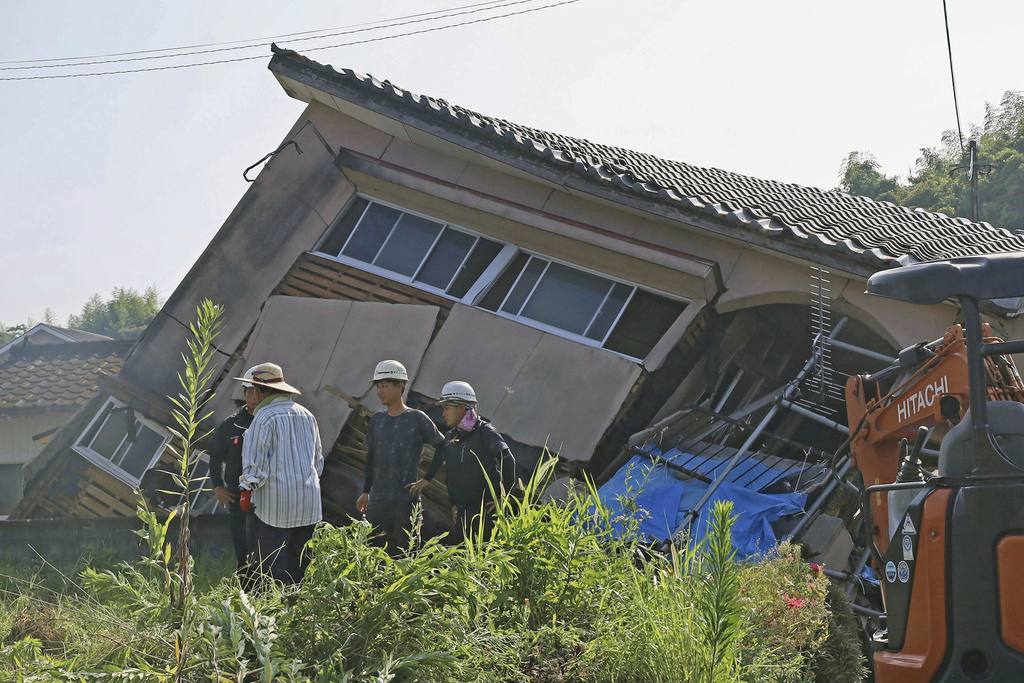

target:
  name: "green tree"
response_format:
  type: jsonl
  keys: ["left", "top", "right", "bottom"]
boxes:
{"left": 839, "top": 90, "right": 1024, "bottom": 228}
{"left": 67, "top": 286, "right": 162, "bottom": 339}
{"left": 0, "top": 322, "right": 29, "bottom": 346}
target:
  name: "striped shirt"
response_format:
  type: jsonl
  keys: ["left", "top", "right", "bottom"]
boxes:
{"left": 239, "top": 395, "right": 324, "bottom": 528}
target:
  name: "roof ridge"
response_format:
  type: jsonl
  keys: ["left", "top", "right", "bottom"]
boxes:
{"left": 268, "top": 46, "right": 1024, "bottom": 264}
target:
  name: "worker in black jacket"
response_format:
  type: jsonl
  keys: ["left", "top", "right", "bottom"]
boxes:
{"left": 208, "top": 366, "right": 258, "bottom": 569}
{"left": 408, "top": 381, "right": 517, "bottom": 543}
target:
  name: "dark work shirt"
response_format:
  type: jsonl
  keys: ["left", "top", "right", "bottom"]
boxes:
{"left": 426, "top": 419, "right": 517, "bottom": 506}
{"left": 208, "top": 406, "right": 253, "bottom": 493}
{"left": 363, "top": 408, "right": 444, "bottom": 501}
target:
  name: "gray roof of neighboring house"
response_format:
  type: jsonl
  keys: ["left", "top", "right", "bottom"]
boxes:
{"left": 268, "top": 45, "right": 1024, "bottom": 268}
{"left": 0, "top": 340, "right": 133, "bottom": 415}
{"left": 0, "top": 323, "right": 113, "bottom": 357}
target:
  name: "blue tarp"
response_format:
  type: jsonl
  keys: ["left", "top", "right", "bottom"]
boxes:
{"left": 595, "top": 452, "right": 807, "bottom": 558}
{"left": 638, "top": 442, "right": 809, "bottom": 490}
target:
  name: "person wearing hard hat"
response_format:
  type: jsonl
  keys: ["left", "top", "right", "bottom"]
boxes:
{"left": 207, "top": 365, "right": 259, "bottom": 570}
{"left": 237, "top": 362, "right": 324, "bottom": 584}
{"left": 357, "top": 359, "right": 445, "bottom": 552}
{"left": 408, "top": 381, "right": 518, "bottom": 544}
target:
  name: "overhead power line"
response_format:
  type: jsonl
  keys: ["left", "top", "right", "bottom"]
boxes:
{"left": 0, "top": 0, "right": 511, "bottom": 65}
{"left": 0, "top": 0, "right": 582, "bottom": 81}
{"left": 0, "top": 0, "right": 541, "bottom": 71}
{"left": 941, "top": 0, "right": 965, "bottom": 153}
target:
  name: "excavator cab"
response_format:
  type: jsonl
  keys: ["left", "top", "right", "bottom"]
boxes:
{"left": 863, "top": 252, "right": 1024, "bottom": 681}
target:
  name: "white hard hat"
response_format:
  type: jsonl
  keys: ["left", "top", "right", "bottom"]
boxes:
{"left": 439, "top": 380, "right": 477, "bottom": 405}
{"left": 372, "top": 359, "right": 409, "bottom": 383}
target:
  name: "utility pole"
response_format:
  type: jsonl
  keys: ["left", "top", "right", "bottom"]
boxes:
{"left": 951, "top": 139, "right": 994, "bottom": 222}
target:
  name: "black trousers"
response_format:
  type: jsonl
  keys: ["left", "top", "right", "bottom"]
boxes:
{"left": 451, "top": 501, "right": 496, "bottom": 545}
{"left": 227, "top": 503, "right": 248, "bottom": 568}
{"left": 366, "top": 497, "right": 419, "bottom": 553}
{"left": 246, "top": 515, "right": 315, "bottom": 585}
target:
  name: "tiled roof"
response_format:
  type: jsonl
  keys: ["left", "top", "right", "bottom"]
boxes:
{"left": 269, "top": 46, "right": 1024, "bottom": 266}
{"left": 0, "top": 340, "right": 133, "bottom": 413}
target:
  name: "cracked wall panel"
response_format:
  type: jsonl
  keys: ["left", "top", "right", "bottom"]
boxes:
{"left": 243, "top": 296, "right": 354, "bottom": 395}
{"left": 241, "top": 296, "right": 353, "bottom": 449}
{"left": 120, "top": 133, "right": 352, "bottom": 398}
{"left": 240, "top": 296, "right": 439, "bottom": 449}
{"left": 490, "top": 334, "right": 641, "bottom": 461}
{"left": 319, "top": 302, "right": 440, "bottom": 416}
{"left": 410, "top": 304, "right": 543, "bottom": 418}
{"left": 412, "top": 304, "right": 641, "bottom": 460}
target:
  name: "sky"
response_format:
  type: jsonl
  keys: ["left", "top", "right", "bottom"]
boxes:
{"left": 1, "top": 0, "right": 1020, "bottom": 326}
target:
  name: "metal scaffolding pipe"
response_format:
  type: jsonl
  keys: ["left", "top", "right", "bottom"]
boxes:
{"left": 675, "top": 318, "right": 849, "bottom": 536}
{"left": 830, "top": 338, "right": 897, "bottom": 365}
{"left": 780, "top": 399, "right": 851, "bottom": 434}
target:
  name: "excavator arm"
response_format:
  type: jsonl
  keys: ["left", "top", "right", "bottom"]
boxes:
{"left": 846, "top": 324, "right": 1024, "bottom": 554}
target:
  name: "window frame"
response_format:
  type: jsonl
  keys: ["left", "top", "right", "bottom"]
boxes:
{"left": 72, "top": 397, "right": 171, "bottom": 487}
{"left": 493, "top": 254, "right": 639, "bottom": 346}
{"left": 313, "top": 194, "right": 689, "bottom": 361}
{"left": 314, "top": 196, "right": 499, "bottom": 301}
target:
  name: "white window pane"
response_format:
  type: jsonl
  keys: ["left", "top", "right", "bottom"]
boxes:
{"left": 342, "top": 203, "right": 401, "bottom": 263}
{"left": 120, "top": 425, "right": 165, "bottom": 480}
{"left": 521, "top": 263, "right": 612, "bottom": 335}
{"left": 416, "top": 228, "right": 476, "bottom": 289}
{"left": 501, "top": 258, "right": 546, "bottom": 315}
{"left": 110, "top": 426, "right": 137, "bottom": 465}
{"left": 89, "top": 412, "right": 130, "bottom": 460}
{"left": 448, "top": 238, "right": 504, "bottom": 298}
{"left": 374, "top": 213, "right": 443, "bottom": 276}
{"left": 586, "top": 283, "right": 633, "bottom": 341}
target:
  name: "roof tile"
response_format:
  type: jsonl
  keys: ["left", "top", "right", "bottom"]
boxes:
{"left": 0, "top": 340, "right": 133, "bottom": 412}
{"left": 269, "top": 47, "right": 1024, "bottom": 265}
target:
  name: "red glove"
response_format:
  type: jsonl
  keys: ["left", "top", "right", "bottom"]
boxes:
{"left": 239, "top": 489, "right": 253, "bottom": 513}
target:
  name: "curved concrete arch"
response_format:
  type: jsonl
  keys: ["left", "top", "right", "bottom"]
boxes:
{"left": 717, "top": 248, "right": 956, "bottom": 351}
{"left": 716, "top": 288, "right": 812, "bottom": 315}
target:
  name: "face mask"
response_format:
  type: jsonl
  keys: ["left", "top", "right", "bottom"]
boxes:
{"left": 458, "top": 407, "right": 478, "bottom": 432}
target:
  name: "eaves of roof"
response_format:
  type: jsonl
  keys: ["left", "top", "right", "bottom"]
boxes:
{"left": 267, "top": 46, "right": 1024, "bottom": 276}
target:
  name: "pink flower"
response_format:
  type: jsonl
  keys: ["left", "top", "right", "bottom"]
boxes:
{"left": 785, "top": 596, "right": 807, "bottom": 609}
{"left": 809, "top": 562, "right": 822, "bottom": 575}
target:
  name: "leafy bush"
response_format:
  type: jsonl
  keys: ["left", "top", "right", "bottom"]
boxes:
{"left": 1, "top": 460, "right": 864, "bottom": 681}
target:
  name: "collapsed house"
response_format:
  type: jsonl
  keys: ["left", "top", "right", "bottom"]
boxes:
{"left": 0, "top": 326, "right": 130, "bottom": 516}
{"left": 13, "top": 47, "right": 1024, "bottom": 555}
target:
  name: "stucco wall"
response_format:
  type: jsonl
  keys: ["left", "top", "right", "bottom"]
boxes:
{"left": 717, "top": 248, "right": 958, "bottom": 349}
{"left": 294, "top": 101, "right": 960, "bottom": 350}
{"left": 0, "top": 413, "right": 72, "bottom": 466}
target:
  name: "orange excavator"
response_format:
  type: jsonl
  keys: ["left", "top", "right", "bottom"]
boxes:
{"left": 844, "top": 253, "right": 1024, "bottom": 681}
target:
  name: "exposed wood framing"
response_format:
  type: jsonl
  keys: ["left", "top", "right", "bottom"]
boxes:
{"left": 586, "top": 306, "right": 712, "bottom": 477}
{"left": 276, "top": 253, "right": 455, "bottom": 337}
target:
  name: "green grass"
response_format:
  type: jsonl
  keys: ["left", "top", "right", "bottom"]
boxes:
{"left": 0, "top": 458, "right": 865, "bottom": 682}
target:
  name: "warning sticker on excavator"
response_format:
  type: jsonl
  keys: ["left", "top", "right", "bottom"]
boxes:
{"left": 903, "top": 514, "right": 917, "bottom": 535}
{"left": 902, "top": 535, "right": 914, "bottom": 560}
{"left": 897, "top": 561, "right": 910, "bottom": 583}
{"left": 885, "top": 561, "right": 897, "bottom": 583}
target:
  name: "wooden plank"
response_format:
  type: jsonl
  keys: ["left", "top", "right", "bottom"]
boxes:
{"left": 81, "top": 480, "right": 137, "bottom": 517}
{"left": 73, "top": 494, "right": 109, "bottom": 518}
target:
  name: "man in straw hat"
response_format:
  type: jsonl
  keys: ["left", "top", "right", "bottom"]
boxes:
{"left": 357, "top": 360, "right": 445, "bottom": 552}
{"left": 237, "top": 362, "right": 323, "bottom": 584}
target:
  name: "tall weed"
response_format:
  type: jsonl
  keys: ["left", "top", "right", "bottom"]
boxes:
{"left": 1, "top": 407, "right": 863, "bottom": 682}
